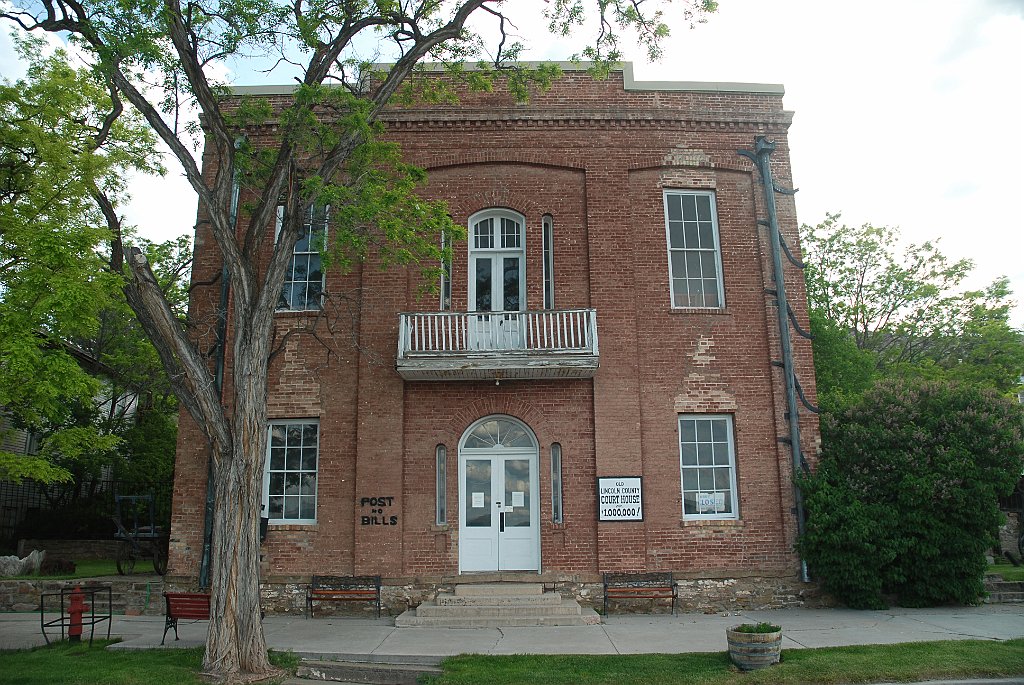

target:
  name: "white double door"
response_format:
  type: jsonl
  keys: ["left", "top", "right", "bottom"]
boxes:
{"left": 459, "top": 447, "right": 539, "bottom": 572}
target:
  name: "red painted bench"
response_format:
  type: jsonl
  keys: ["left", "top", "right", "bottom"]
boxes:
{"left": 162, "top": 592, "right": 211, "bottom": 645}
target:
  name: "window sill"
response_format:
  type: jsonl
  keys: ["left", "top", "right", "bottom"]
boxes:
{"left": 274, "top": 308, "right": 323, "bottom": 317}
{"left": 680, "top": 518, "right": 742, "bottom": 529}
{"left": 668, "top": 307, "right": 731, "bottom": 316}
{"left": 268, "top": 523, "right": 319, "bottom": 530}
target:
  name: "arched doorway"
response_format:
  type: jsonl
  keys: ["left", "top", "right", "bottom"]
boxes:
{"left": 458, "top": 416, "right": 540, "bottom": 572}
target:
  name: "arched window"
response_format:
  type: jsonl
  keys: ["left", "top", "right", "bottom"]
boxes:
{"left": 468, "top": 209, "right": 525, "bottom": 313}
{"left": 462, "top": 416, "right": 536, "bottom": 449}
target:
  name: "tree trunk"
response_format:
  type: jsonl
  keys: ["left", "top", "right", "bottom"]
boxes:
{"left": 202, "top": 319, "right": 276, "bottom": 681}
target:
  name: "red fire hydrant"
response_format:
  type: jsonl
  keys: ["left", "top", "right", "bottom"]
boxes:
{"left": 68, "top": 586, "right": 89, "bottom": 643}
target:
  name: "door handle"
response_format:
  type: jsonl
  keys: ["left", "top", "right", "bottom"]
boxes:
{"left": 499, "top": 511, "right": 505, "bottom": 533}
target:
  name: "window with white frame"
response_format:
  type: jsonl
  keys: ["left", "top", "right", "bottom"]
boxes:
{"left": 679, "top": 415, "right": 738, "bottom": 519}
{"left": 468, "top": 209, "right": 525, "bottom": 313}
{"left": 276, "top": 205, "right": 326, "bottom": 311}
{"left": 664, "top": 190, "right": 724, "bottom": 308}
{"left": 264, "top": 420, "right": 319, "bottom": 523}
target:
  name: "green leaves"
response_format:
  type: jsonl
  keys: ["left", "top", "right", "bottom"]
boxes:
{"left": 799, "top": 380, "right": 1024, "bottom": 608}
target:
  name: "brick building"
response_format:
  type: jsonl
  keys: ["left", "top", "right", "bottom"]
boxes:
{"left": 169, "top": 64, "right": 820, "bottom": 613}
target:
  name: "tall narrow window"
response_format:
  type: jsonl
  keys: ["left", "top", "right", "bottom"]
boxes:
{"left": 277, "top": 205, "right": 326, "bottom": 311}
{"left": 679, "top": 414, "right": 738, "bottom": 520}
{"left": 468, "top": 209, "right": 525, "bottom": 313}
{"left": 542, "top": 215, "right": 554, "bottom": 309}
{"left": 440, "top": 232, "right": 452, "bottom": 311}
{"left": 550, "top": 442, "right": 563, "bottom": 524}
{"left": 664, "top": 190, "right": 724, "bottom": 308}
{"left": 264, "top": 420, "right": 319, "bottom": 524}
{"left": 436, "top": 444, "right": 447, "bottom": 525}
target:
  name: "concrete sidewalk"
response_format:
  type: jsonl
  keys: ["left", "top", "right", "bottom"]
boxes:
{"left": 1, "top": 604, "right": 1022, "bottom": 660}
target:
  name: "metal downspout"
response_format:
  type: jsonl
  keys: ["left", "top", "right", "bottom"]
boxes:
{"left": 199, "top": 146, "right": 242, "bottom": 590}
{"left": 740, "top": 136, "right": 810, "bottom": 582}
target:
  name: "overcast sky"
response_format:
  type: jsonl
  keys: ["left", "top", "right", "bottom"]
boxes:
{"left": 2, "top": 0, "right": 1022, "bottom": 324}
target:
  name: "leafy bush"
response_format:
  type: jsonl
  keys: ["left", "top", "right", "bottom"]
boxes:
{"left": 732, "top": 623, "right": 781, "bottom": 633}
{"left": 799, "top": 380, "right": 1024, "bottom": 608}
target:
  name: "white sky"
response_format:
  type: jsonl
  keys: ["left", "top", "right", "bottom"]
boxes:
{"left": 2, "top": 0, "right": 1023, "bottom": 324}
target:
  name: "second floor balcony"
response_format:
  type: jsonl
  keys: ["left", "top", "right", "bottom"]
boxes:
{"left": 396, "top": 309, "right": 599, "bottom": 381}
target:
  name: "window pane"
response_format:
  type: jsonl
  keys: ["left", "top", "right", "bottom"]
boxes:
{"left": 696, "top": 421, "right": 712, "bottom": 442}
{"left": 284, "top": 497, "right": 299, "bottom": 520}
{"left": 683, "top": 222, "right": 699, "bottom": 247}
{"left": 550, "top": 443, "right": 562, "bottom": 524}
{"left": 301, "top": 447, "right": 317, "bottom": 470}
{"left": 285, "top": 473, "right": 300, "bottom": 493}
{"left": 271, "top": 426, "right": 286, "bottom": 447}
{"left": 701, "top": 252, "right": 718, "bottom": 277}
{"left": 299, "top": 496, "right": 316, "bottom": 520}
{"left": 268, "top": 496, "right": 283, "bottom": 518}
{"left": 697, "top": 443, "right": 712, "bottom": 465}
{"left": 682, "top": 470, "right": 697, "bottom": 491}
{"left": 703, "top": 288, "right": 720, "bottom": 308}
{"left": 681, "top": 420, "right": 697, "bottom": 442}
{"left": 685, "top": 252, "right": 701, "bottom": 278}
{"left": 501, "top": 218, "right": 520, "bottom": 248}
{"left": 286, "top": 447, "right": 301, "bottom": 471}
{"left": 465, "top": 459, "right": 492, "bottom": 527}
{"left": 681, "top": 443, "right": 697, "bottom": 466}
{"left": 713, "top": 443, "right": 730, "bottom": 465}
{"left": 475, "top": 258, "right": 492, "bottom": 311}
{"left": 669, "top": 221, "right": 684, "bottom": 248}
{"left": 683, "top": 492, "right": 697, "bottom": 515}
{"left": 682, "top": 194, "right": 697, "bottom": 221}
{"left": 714, "top": 468, "right": 730, "bottom": 490}
{"left": 695, "top": 194, "right": 712, "bottom": 221}
{"left": 436, "top": 445, "right": 447, "bottom": 525}
{"left": 667, "top": 194, "right": 682, "bottom": 221}
{"left": 270, "top": 473, "right": 284, "bottom": 496}
{"left": 503, "top": 257, "right": 520, "bottom": 311}
{"left": 698, "top": 223, "right": 714, "bottom": 249}
{"left": 270, "top": 447, "right": 285, "bottom": 470}
{"left": 300, "top": 474, "right": 316, "bottom": 495}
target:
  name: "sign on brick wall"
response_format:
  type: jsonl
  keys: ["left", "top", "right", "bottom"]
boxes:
{"left": 597, "top": 477, "right": 643, "bottom": 522}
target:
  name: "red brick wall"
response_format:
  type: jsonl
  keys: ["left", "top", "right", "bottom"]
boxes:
{"left": 168, "top": 68, "right": 819, "bottom": 588}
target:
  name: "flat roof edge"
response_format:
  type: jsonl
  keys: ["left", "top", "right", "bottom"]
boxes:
{"left": 229, "top": 62, "right": 784, "bottom": 96}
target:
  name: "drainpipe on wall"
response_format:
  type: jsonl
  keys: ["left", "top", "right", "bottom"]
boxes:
{"left": 199, "top": 141, "right": 243, "bottom": 590}
{"left": 739, "top": 136, "right": 817, "bottom": 584}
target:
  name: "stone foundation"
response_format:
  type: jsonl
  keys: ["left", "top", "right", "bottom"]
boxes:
{"left": 241, "top": 573, "right": 826, "bottom": 616}
{"left": 999, "top": 512, "right": 1021, "bottom": 557}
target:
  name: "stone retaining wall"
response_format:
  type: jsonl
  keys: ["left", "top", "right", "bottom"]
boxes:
{"left": 0, "top": 577, "right": 165, "bottom": 615}
{"left": 17, "top": 539, "right": 121, "bottom": 559}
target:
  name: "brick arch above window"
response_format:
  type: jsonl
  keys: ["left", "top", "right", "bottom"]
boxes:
{"left": 418, "top": 152, "right": 587, "bottom": 173}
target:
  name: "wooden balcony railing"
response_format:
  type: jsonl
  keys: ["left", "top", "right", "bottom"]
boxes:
{"left": 396, "top": 309, "right": 599, "bottom": 380}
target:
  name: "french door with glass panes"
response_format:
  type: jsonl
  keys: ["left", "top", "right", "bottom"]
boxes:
{"left": 468, "top": 212, "right": 525, "bottom": 350}
{"left": 458, "top": 417, "right": 540, "bottom": 572}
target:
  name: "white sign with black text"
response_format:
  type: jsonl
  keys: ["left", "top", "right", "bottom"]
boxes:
{"left": 597, "top": 477, "right": 644, "bottom": 522}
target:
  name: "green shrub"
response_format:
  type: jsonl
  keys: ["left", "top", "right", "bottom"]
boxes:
{"left": 798, "top": 380, "right": 1024, "bottom": 608}
{"left": 732, "top": 622, "right": 781, "bottom": 633}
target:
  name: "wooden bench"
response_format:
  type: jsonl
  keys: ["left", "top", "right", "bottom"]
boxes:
{"left": 306, "top": 575, "right": 381, "bottom": 618}
{"left": 162, "top": 592, "right": 211, "bottom": 645}
{"left": 602, "top": 572, "right": 677, "bottom": 615}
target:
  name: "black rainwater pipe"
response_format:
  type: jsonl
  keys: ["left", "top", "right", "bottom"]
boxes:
{"left": 740, "top": 136, "right": 810, "bottom": 583}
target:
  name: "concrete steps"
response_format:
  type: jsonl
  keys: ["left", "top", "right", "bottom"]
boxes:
{"left": 984, "top": 575, "right": 1024, "bottom": 603}
{"left": 293, "top": 659, "right": 442, "bottom": 684}
{"left": 395, "top": 583, "right": 599, "bottom": 628}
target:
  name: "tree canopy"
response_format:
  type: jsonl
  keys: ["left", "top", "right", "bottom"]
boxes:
{"left": 801, "top": 213, "right": 1024, "bottom": 410}
{"left": 1, "top": 1, "right": 717, "bottom": 680}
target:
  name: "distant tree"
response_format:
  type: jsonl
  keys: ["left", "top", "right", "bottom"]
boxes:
{"left": 1, "top": 1, "right": 717, "bottom": 680}
{"left": 798, "top": 380, "right": 1024, "bottom": 608}
{"left": 801, "top": 213, "right": 1024, "bottom": 406}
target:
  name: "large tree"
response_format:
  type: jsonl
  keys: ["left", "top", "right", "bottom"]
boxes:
{"left": 0, "top": 37, "right": 164, "bottom": 484}
{"left": 1, "top": 2, "right": 716, "bottom": 680}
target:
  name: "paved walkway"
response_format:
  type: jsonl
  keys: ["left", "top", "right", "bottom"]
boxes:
{"left": 1, "top": 604, "right": 1022, "bottom": 660}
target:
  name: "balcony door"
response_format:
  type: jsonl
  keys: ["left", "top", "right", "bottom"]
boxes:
{"left": 459, "top": 416, "right": 540, "bottom": 573}
{"left": 468, "top": 211, "right": 525, "bottom": 350}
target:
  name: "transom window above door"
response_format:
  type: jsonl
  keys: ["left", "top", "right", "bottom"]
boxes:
{"left": 468, "top": 209, "right": 526, "bottom": 313}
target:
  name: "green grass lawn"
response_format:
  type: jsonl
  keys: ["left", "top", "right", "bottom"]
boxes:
{"left": 1, "top": 639, "right": 1020, "bottom": 685}
{"left": 9, "top": 559, "right": 120, "bottom": 581}
{"left": 0, "top": 642, "right": 298, "bottom": 685}
{"left": 427, "top": 640, "right": 1024, "bottom": 685}
{"left": 989, "top": 559, "right": 1024, "bottom": 582}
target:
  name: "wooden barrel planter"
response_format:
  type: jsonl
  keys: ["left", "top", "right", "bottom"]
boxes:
{"left": 726, "top": 624, "right": 782, "bottom": 670}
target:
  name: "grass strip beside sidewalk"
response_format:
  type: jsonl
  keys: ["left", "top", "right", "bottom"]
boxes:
{"left": 426, "top": 639, "right": 1024, "bottom": 685}
{"left": 1, "top": 638, "right": 1020, "bottom": 685}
